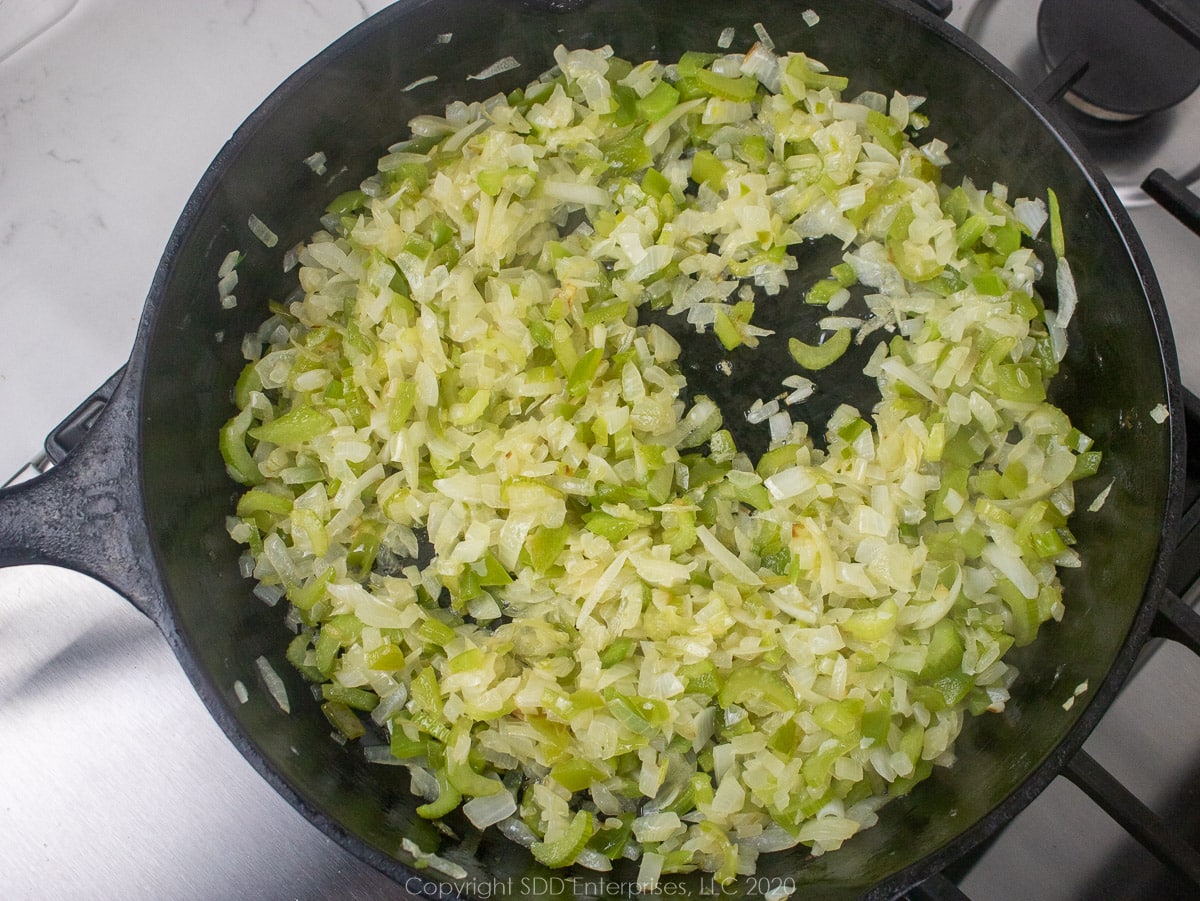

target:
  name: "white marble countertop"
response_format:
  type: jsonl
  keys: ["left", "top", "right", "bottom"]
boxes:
{"left": 2, "top": 2, "right": 1199, "bottom": 900}
{"left": 0, "top": 0, "right": 395, "bottom": 478}
{"left": 0, "top": 3, "right": 406, "bottom": 899}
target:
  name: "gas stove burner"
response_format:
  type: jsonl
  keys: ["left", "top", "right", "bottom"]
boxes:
{"left": 1038, "top": 0, "right": 1200, "bottom": 121}
{"left": 962, "top": 0, "right": 1200, "bottom": 208}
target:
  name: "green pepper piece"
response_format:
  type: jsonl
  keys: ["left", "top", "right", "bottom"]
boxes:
{"left": 919, "top": 619, "right": 964, "bottom": 681}
{"left": 325, "top": 189, "right": 368, "bottom": 215}
{"left": 718, "top": 665, "right": 797, "bottom": 712}
{"left": 567, "top": 346, "right": 604, "bottom": 397}
{"left": 250, "top": 406, "right": 335, "bottom": 446}
{"left": 635, "top": 81, "right": 680, "bottom": 122}
{"left": 583, "top": 511, "right": 640, "bottom": 542}
{"left": 599, "top": 636, "right": 636, "bottom": 668}
{"left": 989, "top": 362, "right": 1047, "bottom": 404}
{"left": 446, "top": 722, "right": 502, "bottom": 797}
{"left": 367, "top": 642, "right": 405, "bottom": 671}
{"left": 972, "top": 271, "right": 1007, "bottom": 296}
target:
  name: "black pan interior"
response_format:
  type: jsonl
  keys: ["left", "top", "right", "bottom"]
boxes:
{"left": 135, "top": 0, "right": 1177, "bottom": 897}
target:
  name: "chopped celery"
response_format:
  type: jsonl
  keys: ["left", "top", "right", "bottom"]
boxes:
{"left": 591, "top": 813, "right": 636, "bottom": 860}
{"left": 713, "top": 309, "right": 742, "bottom": 350}
{"left": 861, "top": 705, "right": 891, "bottom": 746}
{"left": 805, "top": 278, "right": 844, "bottom": 305}
{"left": 1048, "top": 187, "right": 1065, "bottom": 257}
{"left": 526, "top": 524, "right": 571, "bottom": 573}
{"left": 582, "top": 301, "right": 629, "bottom": 328}
{"left": 236, "top": 488, "right": 292, "bottom": 518}
{"left": 813, "top": 697, "right": 865, "bottom": 737}
{"left": 446, "top": 723, "right": 502, "bottom": 797}
{"left": 831, "top": 262, "right": 858, "bottom": 287}
{"left": 418, "top": 616, "right": 458, "bottom": 647}
{"left": 690, "top": 150, "right": 726, "bottom": 189}
{"left": 549, "top": 758, "right": 606, "bottom": 792}
{"left": 676, "top": 51, "right": 721, "bottom": 77}
{"left": 741, "top": 133, "right": 768, "bottom": 164}
{"left": 417, "top": 769, "right": 462, "bottom": 819}
{"left": 998, "top": 579, "right": 1041, "bottom": 646}
{"left": 786, "top": 53, "right": 849, "bottom": 91}
{"left": 956, "top": 214, "right": 989, "bottom": 250}
{"left": 789, "top": 328, "right": 852, "bottom": 370}
{"left": 567, "top": 346, "right": 604, "bottom": 397}
{"left": 842, "top": 599, "right": 898, "bottom": 641}
{"left": 989, "top": 362, "right": 1047, "bottom": 403}
{"left": 321, "top": 701, "right": 365, "bottom": 740}
{"left": 531, "top": 810, "right": 594, "bottom": 867}
{"left": 695, "top": 69, "right": 759, "bottom": 102}
{"left": 866, "top": 109, "right": 902, "bottom": 157}
{"left": 220, "top": 408, "right": 263, "bottom": 486}
{"left": 322, "top": 683, "right": 380, "bottom": 712}
{"left": 233, "top": 362, "right": 263, "bottom": 409}
{"left": 1071, "top": 450, "right": 1102, "bottom": 480}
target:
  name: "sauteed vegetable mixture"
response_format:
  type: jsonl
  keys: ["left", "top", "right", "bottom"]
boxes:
{"left": 221, "top": 38, "right": 1098, "bottom": 882}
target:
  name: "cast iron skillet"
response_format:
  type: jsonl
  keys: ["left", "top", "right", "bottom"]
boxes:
{"left": 0, "top": 0, "right": 1185, "bottom": 897}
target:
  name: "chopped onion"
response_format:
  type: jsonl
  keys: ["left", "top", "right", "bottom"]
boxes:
{"left": 247, "top": 213, "right": 278, "bottom": 248}
{"left": 1088, "top": 479, "right": 1115, "bottom": 513}
{"left": 400, "top": 838, "right": 467, "bottom": 880}
{"left": 254, "top": 656, "right": 290, "bottom": 714}
{"left": 463, "top": 790, "right": 517, "bottom": 828}
{"left": 402, "top": 75, "right": 438, "bottom": 92}
{"left": 753, "top": 22, "right": 776, "bottom": 52}
{"left": 468, "top": 56, "right": 520, "bottom": 81}
{"left": 302, "top": 151, "right": 327, "bottom": 175}
{"left": 218, "top": 250, "right": 242, "bottom": 279}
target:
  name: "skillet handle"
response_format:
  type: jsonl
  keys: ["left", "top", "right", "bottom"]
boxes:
{"left": 0, "top": 366, "right": 165, "bottom": 626}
